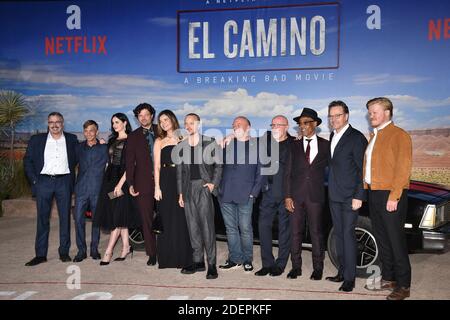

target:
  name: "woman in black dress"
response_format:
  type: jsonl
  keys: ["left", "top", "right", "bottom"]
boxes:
{"left": 153, "top": 110, "right": 193, "bottom": 268}
{"left": 94, "top": 113, "right": 140, "bottom": 265}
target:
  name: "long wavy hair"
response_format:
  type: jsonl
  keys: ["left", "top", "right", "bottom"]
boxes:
{"left": 156, "top": 109, "right": 182, "bottom": 140}
{"left": 108, "top": 112, "right": 132, "bottom": 146}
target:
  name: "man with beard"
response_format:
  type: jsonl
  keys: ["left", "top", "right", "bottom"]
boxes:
{"left": 284, "top": 108, "right": 329, "bottom": 280}
{"left": 126, "top": 103, "right": 158, "bottom": 266}
{"left": 24, "top": 112, "right": 78, "bottom": 266}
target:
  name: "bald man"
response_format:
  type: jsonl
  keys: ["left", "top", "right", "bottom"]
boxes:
{"left": 255, "top": 115, "right": 294, "bottom": 277}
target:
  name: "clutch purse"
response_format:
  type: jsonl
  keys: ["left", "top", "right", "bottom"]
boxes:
{"left": 107, "top": 189, "right": 124, "bottom": 199}
{"left": 152, "top": 210, "right": 163, "bottom": 234}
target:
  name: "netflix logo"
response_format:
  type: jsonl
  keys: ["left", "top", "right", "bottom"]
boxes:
{"left": 44, "top": 5, "right": 108, "bottom": 56}
{"left": 45, "top": 36, "right": 107, "bottom": 55}
{"left": 428, "top": 18, "right": 450, "bottom": 41}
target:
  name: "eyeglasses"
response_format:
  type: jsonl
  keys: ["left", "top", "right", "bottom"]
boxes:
{"left": 48, "top": 121, "right": 63, "bottom": 125}
{"left": 328, "top": 113, "right": 344, "bottom": 120}
{"left": 270, "top": 123, "right": 288, "bottom": 128}
{"left": 298, "top": 120, "right": 315, "bottom": 126}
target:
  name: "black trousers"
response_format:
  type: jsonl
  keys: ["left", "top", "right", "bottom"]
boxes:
{"left": 290, "top": 198, "right": 325, "bottom": 271}
{"left": 329, "top": 200, "right": 358, "bottom": 281}
{"left": 184, "top": 179, "right": 216, "bottom": 265}
{"left": 259, "top": 190, "right": 291, "bottom": 270}
{"left": 368, "top": 189, "right": 411, "bottom": 288}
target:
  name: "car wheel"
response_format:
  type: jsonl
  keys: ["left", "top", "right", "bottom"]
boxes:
{"left": 128, "top": 228, "right": 146, "bottom": 251}
{"left": 327, "top": 216, "right": 381, "bottom": 278}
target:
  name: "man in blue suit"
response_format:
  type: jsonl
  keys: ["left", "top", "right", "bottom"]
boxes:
{"left": 218, "top": 116, "right": 264, "bottom": 272}
{"left": 23, "top": 112, "right": 78, "bottom": 266}
{"left": 72, "top": 120, "right": 108, "bottom": 262}
{"left": 325, "top": 101, "right": 368, "bottom": 291}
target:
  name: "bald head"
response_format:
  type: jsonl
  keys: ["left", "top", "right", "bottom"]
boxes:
{"left": 270, "top": 115, "right": 289, "bottom": 141}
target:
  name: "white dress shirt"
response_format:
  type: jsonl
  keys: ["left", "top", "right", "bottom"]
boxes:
{"left": 303, "top": 134, "right": 318, "bottom": 164}
{"left": 330, "top": 123, "right": 350, "bottom": 158}
{"left": 40, "top": 133, "right": 70, "bottom": 175}
{"left": 364, "top": 121, "right": 391, "bottom": 185}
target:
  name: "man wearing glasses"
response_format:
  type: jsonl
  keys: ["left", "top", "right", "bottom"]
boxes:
{"left": 24, "top": 112, "right": 79, "bottom": 266}
{"left": 325, "top": 101, "right": 368, "bottom": 292}
{"left": 284, "top": 108, "right": 329, "bottom": 280}
{"left": 254, "top": 115, "right": 293, "bottom": 277}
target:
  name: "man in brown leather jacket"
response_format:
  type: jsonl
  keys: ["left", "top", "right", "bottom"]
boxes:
{"left": 363, "top": 97, "right": 412, "bottom": 300}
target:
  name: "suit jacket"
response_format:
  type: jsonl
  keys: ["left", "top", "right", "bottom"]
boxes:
{"left": 260, "top": 132, "right": 295, "bottom": 201}
{"left": 219, "top": 137, "right": 264, "bottom": 204}
{"left": 284, "top": 136, "right": 329, "bottom": 204}
{"left": 23, "top": 132, "right": 78, "bottom": 196}
{"left": 74, "top": 140, "right": 109, "bottom": 197}
{"left": 125, "top": 126, "right": 156, "bottom": 195}
{"left": 175, "top": 135, "right": 223, "bottom": 197}
{"left": 328, "top": 125, "right": 368, "bottom": 202}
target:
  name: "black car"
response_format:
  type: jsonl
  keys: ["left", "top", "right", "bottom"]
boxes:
{"left": 129, "top": 180, "right": 449, "bottom": 277}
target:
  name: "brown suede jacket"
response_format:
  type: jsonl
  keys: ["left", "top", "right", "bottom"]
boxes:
{"left": 363, "top": 122, "right": 412, "bottom": 201}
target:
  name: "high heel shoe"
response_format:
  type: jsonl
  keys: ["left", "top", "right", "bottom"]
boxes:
{"left": 114, "top": 246, "right": 133, "bottom": 261}
{"left": 100, "top": 252, "right": 112, "bottom": 266}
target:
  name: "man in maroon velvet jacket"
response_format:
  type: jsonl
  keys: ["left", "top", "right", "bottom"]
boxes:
{"left": 126, "top": 103, "right": 158, "bottom": 266}
{"left": 284, "top": 108, "right": 330, "bottom": 281}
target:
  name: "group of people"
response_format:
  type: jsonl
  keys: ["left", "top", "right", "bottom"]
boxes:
{"left": 23, "top": 97, "right": 413, "bottom": 300}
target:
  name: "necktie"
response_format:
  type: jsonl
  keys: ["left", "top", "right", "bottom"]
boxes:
{"left": 143, "top": 127, "right": 154, "bottom": 164}
{"left": 305, "top": 139, "right": 312, "bottom": 164}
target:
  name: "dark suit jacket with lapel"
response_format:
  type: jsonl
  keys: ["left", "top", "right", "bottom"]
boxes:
{"left": 125, "top": 125, "right": 156, "bottom": 195}
{"left": 284, "top": 136, "right": 329, "bottom": 204}
{"left": 23, "top": 132, "right": 79, "bottom": 196}
{"left": 175, "top": 135, "right": 223, "bottom": 197}
{"left": 328, "top": 125, "right": 368, "bottom": 202}
{"left": 219, "top": 137, "right": 264, "bottom": 204}
{"left": 74, "top": 140, "right": 109, "bottom": 197}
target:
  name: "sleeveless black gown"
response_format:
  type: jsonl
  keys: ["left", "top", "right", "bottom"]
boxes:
{"left": 156, "top": 145, "right": 193, "bottom": 268}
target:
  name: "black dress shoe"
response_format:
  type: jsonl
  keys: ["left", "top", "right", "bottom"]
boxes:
{"left": 73, "top": 253, "right": 87, "bottom": 263}
{"left": 326, "top": 274, "right": 344, "bottom": 283}
{"left": 287, "top": 268, "right": 301, "bottom": 279}
{"left": 269, "top": 266, "right": 283, "bottom": 277}
{"left": 59, "top": 254, "right": 72, "bottom": 262}
{"left": 206, "top": 264, "right": 218, "bottom": 279}
{"left": 147, "top": 256, "right": 157, "bottom": 266}
{"left": 25, "top": 256, "right": 47, "bottom": 266}
{"left": 90, "top": 251, "right": 101, "bottom": 260}
{"left": 195, "top": 262, "right": 206, "bottom": 272}
{"left": 181, "top": 264, "right": 196, "bottom": 274}
{"left": 310, "top": 270, "right": 323, "bottom": 280}
{"left": 339, "top": 280, "right": 355, "bottom": 292}
{"left": 255, "top": 267, "right": 271, "bottom": 276}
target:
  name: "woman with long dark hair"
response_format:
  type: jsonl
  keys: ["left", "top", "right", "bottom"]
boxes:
{"left": 94, "top": 113, "right": 141, "bottom": 265}
{"left": 153, "top": 109, "right": 193, "bottom": 268}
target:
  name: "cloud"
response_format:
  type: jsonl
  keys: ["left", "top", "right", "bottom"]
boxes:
{"left": 0, "top": 63, "right": 169, "bottom": 92}
{"left": 174, "top": 88, "right": 298, "bottom": 118}
{"left": 385, "top": 95, "right": 450, "bottom": 109}
{"left": 353, "top": 73, "right": 431, "bottom": 86}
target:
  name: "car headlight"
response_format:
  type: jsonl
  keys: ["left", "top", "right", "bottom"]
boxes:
{"left": 420, "top": 204, "right": 449, "bottom": 229}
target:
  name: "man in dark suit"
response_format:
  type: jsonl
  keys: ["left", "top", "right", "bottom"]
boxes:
{"left": 284, "top": 108, "right": 329, "bottom": 280}
{"left": 175, "top": 113, "right": 223, "bottom": 279}
{"left": 72, "top": 120, "right": 108, "bottom": 262}
{"left": 218, "top": 116, "right": 264, "bottom": 273}
{"left": 255, "top": 115, "right": 293, "bottom": 277}
{"left": 23, "top": 112, "right": 78, "bottom": 266}
{"left": 325, "top": 101, "right": 368, "bottom": 292}
{"left": 126, "top": 103, "right": 158, "bottom": 266}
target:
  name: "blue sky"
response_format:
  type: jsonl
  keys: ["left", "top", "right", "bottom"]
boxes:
{"left": 0, "top": 0, "right": 449, "bottom": 136}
